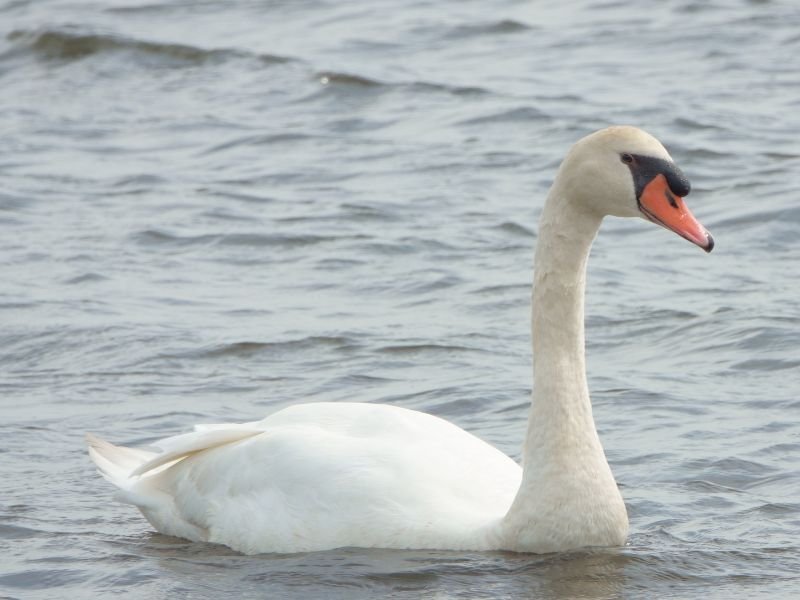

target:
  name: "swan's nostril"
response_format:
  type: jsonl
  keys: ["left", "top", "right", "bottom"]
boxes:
{"left": 638, "top": 173, "right": 710, "bottom": 251}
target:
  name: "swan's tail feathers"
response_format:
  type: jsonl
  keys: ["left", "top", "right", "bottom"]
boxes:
{"left": 87, "top": 428, "right": 264, "bottom": 480}
{"left": 130, "top": 428, "right": 263, "bottom": 477}
{"left": 88, "top": 428, "right": 263, "bottom": 512}
{"left": 86, "top": 433, "right": 156, "bottom": 487}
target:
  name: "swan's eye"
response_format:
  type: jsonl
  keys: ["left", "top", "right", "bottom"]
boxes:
{"left": 621, "top": 153, "right": 634, "bottom": 165}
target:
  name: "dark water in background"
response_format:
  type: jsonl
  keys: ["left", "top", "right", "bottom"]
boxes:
{"left": 1, "top": 0, "right": 799, "bottom": 597}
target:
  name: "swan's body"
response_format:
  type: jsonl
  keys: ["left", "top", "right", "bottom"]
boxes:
{"left": 88, "top": 126, "right": 713, "bottom": 554}
{"left": 90, "top": 403, "right": 521, "bottom": 553}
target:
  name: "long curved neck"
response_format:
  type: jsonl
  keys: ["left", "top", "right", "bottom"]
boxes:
{"left": 503, "top": 181, "right": 611, "bottom": 527}
{"left": 527, "top": 185, "right": 602, "bottom": 465}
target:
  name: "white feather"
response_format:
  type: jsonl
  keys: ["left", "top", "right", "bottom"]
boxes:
{"left": 88, "top": 127, "right": 702, "bottom": 554}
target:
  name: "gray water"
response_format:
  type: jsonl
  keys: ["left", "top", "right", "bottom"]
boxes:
{"left": 1, "top": 0, "right": 799, "bottom": 598}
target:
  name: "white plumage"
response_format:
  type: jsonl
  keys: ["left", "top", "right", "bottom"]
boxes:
{"left": 89, "top": 403, "right": 520, "bottom": 553}
{"left": 88, "top": 126, "right": 712, "bottom": 554}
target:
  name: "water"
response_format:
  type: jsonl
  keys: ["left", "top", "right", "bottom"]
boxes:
{"left": 1, "top": 0, "right": 799, "bottom": 597}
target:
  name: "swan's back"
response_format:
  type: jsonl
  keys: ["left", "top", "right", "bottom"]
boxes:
{"left": 88, "top": 127, "right": 713, "bottom": 555}
{"left": 90, "top": 402, "right": 521, "bottom": 554}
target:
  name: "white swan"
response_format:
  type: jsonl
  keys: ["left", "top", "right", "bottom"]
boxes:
{"left": 88, "top": 126, "right": 713, "bottom": 554}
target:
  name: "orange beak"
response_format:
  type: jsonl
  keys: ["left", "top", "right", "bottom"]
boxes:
{"left": 638, "top": 174, "right": 714, "bottom": 252}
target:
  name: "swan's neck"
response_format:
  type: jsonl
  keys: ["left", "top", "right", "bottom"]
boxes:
{"left": 526, "top": 185, "right": 601, "bottom": 467}
{"left": 500, "top": 183, "right": 627, "bottom": 551}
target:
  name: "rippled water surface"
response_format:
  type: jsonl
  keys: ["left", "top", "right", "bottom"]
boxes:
{"left": 2, "top": 0, "right": 799, "bottom": 598}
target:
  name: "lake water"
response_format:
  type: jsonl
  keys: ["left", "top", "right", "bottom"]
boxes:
{"left": 1, "top": 0, "right": 799, "bottom": 598}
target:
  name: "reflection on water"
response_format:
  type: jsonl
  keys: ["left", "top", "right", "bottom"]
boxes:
{"left": 1, "top": 0, "right": 799, "bottom": 597}
{"left": 138, "top": 533, "right": 632, "bottom": 600}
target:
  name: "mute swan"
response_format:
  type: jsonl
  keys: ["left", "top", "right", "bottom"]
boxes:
{"left": 88, "top": 126, "right": 713, "bottom": 554}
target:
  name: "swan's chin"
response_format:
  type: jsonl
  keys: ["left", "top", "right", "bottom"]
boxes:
{"left": 638, "top": 174, "right": 714, "bottom": 252}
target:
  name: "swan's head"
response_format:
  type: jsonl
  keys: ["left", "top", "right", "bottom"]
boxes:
{"left": 559, "top": 126, "right": 714, "bottom": 252}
